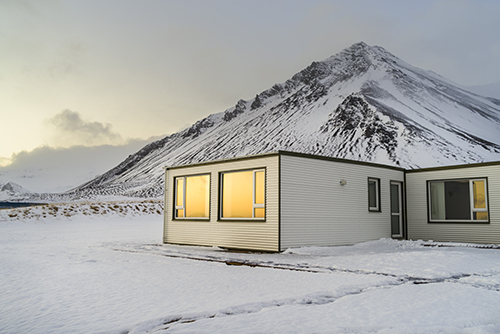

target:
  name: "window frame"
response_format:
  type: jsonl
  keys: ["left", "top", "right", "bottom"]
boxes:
{"left": 219, "top": 168, "right": 266, "bottom": 221}
{"left": 368, "top": 177, "right": 381, "bottom": 212}
{"left": 173, "top": 173, "right": 211, "bottom": 220}
{"left": 427, "top": 177, "right": 489, "bottom": 223}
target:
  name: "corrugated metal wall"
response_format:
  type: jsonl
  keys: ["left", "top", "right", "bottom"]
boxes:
{"left": 406, "top": 163, "right": 500, "bottom": 244}
{"left": 164, "top": 155, "right": 280, "bottom": 252}
{"left": 279, "top": 154, "right": 405, "bottom": 250}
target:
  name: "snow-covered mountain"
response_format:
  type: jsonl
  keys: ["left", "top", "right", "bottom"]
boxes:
{"left": 19, "top": 42, "right": 500, "bottom": 200}
{"left": 0, "top": 182, "right": 29, "bottom": 201}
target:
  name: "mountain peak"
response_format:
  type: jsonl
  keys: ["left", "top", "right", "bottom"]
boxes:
{"left": 323, "top": 42, "right": 398, "bottom": 68}
{"left": 343, "top": 41, "right": 391, "bottom": 56}
{"left": 286, "top": 42, "right": 400, "bottom": 91}
{"left": 14, "top": 43, "right": 500, "bottom": 201}
{"left": 347, "top": 41, "right": 370, "bottom": 50}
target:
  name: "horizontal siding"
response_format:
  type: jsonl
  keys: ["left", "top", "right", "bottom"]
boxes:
{"left": 164, "top": 155, "right": 279, "bottom": 252}
{"left": 280, "top": 155, "right": 405, "bottom": 250}
{"left": 406, "top": 164, "right": 500, "bottom": 244}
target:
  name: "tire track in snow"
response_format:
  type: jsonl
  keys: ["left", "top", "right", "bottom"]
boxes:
{"left": 111, "top": 244, "right": 500, "bottom": 289}
{"left": 121, "top": 283, "right": 398, "bottom": 334}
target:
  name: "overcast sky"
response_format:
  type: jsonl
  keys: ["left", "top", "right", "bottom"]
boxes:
{"left": 1, "top": 0, "right": 500, "bottom": 167}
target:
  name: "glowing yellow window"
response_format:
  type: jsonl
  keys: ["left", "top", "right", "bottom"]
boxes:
{"left": 175, "top": 174, "right": 210, "bottom": 219}
{"left": 221, "top": 169, "right": 265, "bottom": 219}
{"left": 473, "top": 180, "right": 486, "bottom": 209}
{"left": 472, "top": 179, "right": 488, "bottom": 221}
{"left": 175, "top": 178, "right": 184, "bottom": 218}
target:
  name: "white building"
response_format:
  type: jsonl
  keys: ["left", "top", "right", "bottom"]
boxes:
{"left": 406, "top": 162, "right": 500, "bottom": 244}
{"left": 164, "top": 151, "right": 499, "bottom": 251}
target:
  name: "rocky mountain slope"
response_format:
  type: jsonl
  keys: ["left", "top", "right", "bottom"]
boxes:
{"left": 18, "top": 42, "right": 500, "bottom": 200}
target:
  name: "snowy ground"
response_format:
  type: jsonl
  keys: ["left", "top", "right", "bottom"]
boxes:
{"left": 1, "top": 202, "right": 500, "bottom": 334}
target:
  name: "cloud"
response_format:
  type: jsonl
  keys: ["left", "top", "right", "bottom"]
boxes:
{"left": 0, "top": 156, "right": 10, "bottom": 168}
{"left": 45, "top": 109, "right": 123, "bottom": 147}
{"left": 0, "top": 137, "right": 162, "bottom": 193}
{"left": 5, "top": 140, "right": 152, "bottom": 171}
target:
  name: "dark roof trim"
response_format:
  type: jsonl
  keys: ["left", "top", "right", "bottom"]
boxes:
{"left": 165, "top": 151, "right": 280, "bottom": 170}
{"left": 277, "top": 151, "right": 406, "bottom": 171}
{"left": 164, "top": 150, "right": 499, "bottom": 173}
{"left": 405, "top": 160, "right": 500, "bottom": 173}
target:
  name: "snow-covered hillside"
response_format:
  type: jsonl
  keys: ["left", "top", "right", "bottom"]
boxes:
{"left": 0, "top": 199, "right": 162, "bottom": 220}
{"left": 13, "top": 42, "right": 500, "bottom": 200}
{"left": 0, "top": 182, "right": 28, "bottom": 201}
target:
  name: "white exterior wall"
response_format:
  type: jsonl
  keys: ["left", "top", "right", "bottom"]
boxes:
{"left": 164, "top": 155, "right": 280, "bottom": 252}
{"left": 279, "top": 154, "right": 405, "bottom": 250}
{"left": 406, "top": 163, "right": 500, "bottom": 244}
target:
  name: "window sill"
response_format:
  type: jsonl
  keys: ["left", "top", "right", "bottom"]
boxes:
{"left": 218, "top": 218, "right": 266, "bottom": 223}
{"left": 428, "top": 220, "right": 490, "bottom": 224}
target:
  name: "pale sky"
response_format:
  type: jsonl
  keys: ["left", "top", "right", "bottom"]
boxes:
{"left": 1, "top": 0, "right": 500, "bottom": 166}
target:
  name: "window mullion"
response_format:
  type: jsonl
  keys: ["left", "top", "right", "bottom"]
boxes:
{"left": 252, "top": 170, "right": 256, "bottom": 218}
{"left": 182, "top": 177, "right": 186, "bottom": 217}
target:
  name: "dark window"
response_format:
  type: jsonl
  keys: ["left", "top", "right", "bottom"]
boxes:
{"left": 368, "top": 178, "right": 380, "bottom": 212}
{"left": 428, "top": 179, "right": 488, "bottom": 222}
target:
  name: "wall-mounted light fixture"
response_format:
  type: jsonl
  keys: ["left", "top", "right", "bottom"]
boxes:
{"left": 339, "top": 179, "right": 347, "bottom": 186}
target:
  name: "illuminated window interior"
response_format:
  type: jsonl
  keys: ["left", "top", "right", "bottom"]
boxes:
{"left": 221, "top": 169, "right": 265, "bottom": 219}
{"left": 429, "top": 178, "right": 488, "bottom": 222}
{"left": 174, "top": 174, "right": 210, "bottom": 219}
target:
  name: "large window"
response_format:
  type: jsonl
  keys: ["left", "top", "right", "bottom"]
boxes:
{"left": 220, "top": 169, "right": 265, "bottom": 219}
{"left": 368, "top": 178, "right": 381, "bottom": 212}
{"left": 174, "top": 174, "right": 210, "bottom": 219}
{"left": 428, "top": 178, "right": 488, "bottom": 222}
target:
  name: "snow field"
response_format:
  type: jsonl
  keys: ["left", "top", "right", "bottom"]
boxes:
{"left": 1, "top": 204, "right": 500, "bottom": 333}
